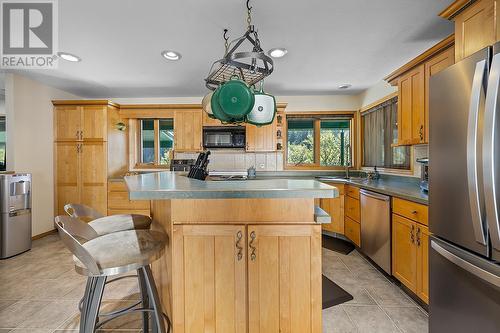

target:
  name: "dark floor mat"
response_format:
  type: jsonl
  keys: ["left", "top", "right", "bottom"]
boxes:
{"left": 322, "top": 275, "right": 353, "bottom": 309}
{"left": 322, "top": 234, "right": 355, "bottom": 255}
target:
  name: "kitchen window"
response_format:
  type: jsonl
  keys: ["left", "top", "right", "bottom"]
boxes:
{"left": 137, "top": 118, "right": 174, "bottom": 167}
{"left": 286, "top": 115, "right": 353, "bottom": 169}
{"left": 362, "top": 96, "right": 410, "bottom": 170}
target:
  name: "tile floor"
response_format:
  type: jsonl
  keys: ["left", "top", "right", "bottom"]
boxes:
{"left": 0, "top": 234, "right": 428, "bottom": 332}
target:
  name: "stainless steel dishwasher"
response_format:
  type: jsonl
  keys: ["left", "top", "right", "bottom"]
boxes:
{"left": 360, "top": 189, "right": 391, "bottom": 274}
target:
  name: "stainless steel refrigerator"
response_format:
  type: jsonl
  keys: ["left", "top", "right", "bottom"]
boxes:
{"left": 429, "top": 44, "right": 500, "bottom": 332}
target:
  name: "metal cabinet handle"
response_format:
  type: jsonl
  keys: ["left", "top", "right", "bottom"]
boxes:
{"left": 76, "top": 130, "right": 79, "bottom": 139}
{"left": 410, "top": 224, "right": 415, "bottom": 244}
{"left": 235, "top": 230, "right": 243, "bottom": 261}
{"left": 416, "top": 227, "right": 421, "bottom": 246}
{"left": 80, "top": 131, "right": 84, "bottom": 140}
{"left": 419, "top": 125, "right": 424, "bottom": 141}
{"left": 249, "top": 231, "right": 256, "bottom": 261}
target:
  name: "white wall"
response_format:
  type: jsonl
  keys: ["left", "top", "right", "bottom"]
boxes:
{"left": 0, "top": 95, "right": 5, "bottom": 115}
{"left": 5, "top": 74, "right": 80, "bottom": 236}
{"left": 359, "top": 80, "right": 397, "bottom": 108}
{"left": 112, "top": 94, "right": 362, "bottom": 111}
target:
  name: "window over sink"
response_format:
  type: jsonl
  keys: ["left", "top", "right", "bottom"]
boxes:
{"left": 286, "top": 114, "right": 353, "bottom": 169}
{"left": 361, "top": 96, "right": 410, "bottom": 170}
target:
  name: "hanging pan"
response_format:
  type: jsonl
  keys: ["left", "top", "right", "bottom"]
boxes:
{"left": 217, "top": 75, "right": 255, "bottom": 121}
{"left": 246, "top": 80, "right": 276, "bottom": 126}
{"left": 202, "top": 92, "right": 215, "bottom": 119}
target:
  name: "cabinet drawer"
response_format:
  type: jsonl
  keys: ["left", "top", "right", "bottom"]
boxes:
{"left": 345, "top": 216, "right": 360, "bottom": 247}
{"left": 108, "top": 191, "right": 150, "bottom": 210}
{"left": 108, "top": 181, "right": 128, "bottom": 192}
{"left": 346, "top": 185, "right": 360, "bottom": 200}
{"left": 393, "top": 197, "right": 428, "bottom": 226}
{"left": 345, "top": 196, "right": 360, "bottom": 222}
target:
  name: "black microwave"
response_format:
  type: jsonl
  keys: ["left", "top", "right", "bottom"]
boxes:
{"left": 203, "top": 126, "right": 246, "bottom": 149}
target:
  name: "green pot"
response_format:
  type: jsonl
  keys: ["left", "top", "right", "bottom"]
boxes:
{"left": 211, "top": 86, "right": 232, "bottom": 122}
{"left": 217, "top": 77, "right": 255, "bottom": 120}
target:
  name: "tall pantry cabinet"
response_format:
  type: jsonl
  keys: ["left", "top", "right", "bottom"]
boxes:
{"left": 53, "top": 100, "right": 128, "bottom": 216}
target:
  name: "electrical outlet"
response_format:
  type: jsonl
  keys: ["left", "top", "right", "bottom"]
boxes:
{"left": 259, "top": 163, "right": 265, "bottom": 169}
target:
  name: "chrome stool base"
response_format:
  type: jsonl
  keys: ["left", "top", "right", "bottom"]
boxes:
{"left": 79, "top": 266, "right": 170, "bottom": 333}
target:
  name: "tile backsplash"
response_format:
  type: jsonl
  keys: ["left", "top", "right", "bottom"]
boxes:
{"left": 175, "top": 151, "right": 284, "bottom": 172}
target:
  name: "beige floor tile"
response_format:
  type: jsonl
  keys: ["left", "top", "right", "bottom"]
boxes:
{"left": 383, "top": 306, "right": 428, "bottom": 333}
{"left": 0, "top": 301, "right": 16, "bottom": 312}
{"left": 366, "top": 280, "right": 416, "bottom": 307}
{"left": 7, "top": 329, "right": 52, "bottom": 333}
{"left": 16, "top": 300, "right": 79, "bottom": 329}
{"left": 343, "top": 305, "right": 400, "bottom": 333}
{"left": 0, "top": 300, "right": 47, "bottom": 328}
{"left": 324, "top": 268, "right": 377, "bottom": 305}
{"left": 323, "top": 305, "right": 357, "bottom": 333}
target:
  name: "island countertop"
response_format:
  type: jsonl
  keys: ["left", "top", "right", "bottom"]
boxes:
{"left": 124, "top": 171, "right": 338, "bottom": 200}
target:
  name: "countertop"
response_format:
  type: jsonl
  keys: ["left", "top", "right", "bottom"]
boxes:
{"left": 124, "top": 171, "right": 338, "bottom": 200}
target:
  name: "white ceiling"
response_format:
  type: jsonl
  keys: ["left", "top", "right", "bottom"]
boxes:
{"left": 1, "top": 0, "right": 454, "bottom": 98}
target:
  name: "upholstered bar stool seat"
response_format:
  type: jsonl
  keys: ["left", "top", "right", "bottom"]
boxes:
{"left": 64, "top": 203, "right": 152, "bottom": 235}
{"left": 73, "top": 229, "right": 166, "bottom": 276}
{"left": 55, "top": 216, "right": 169, "bottom": 333}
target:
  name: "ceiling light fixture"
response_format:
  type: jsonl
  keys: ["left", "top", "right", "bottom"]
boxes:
{"left": 338, "top": 84, "right": 352, "bottom": 90}
{"left": 57, "top": 52, "right": 81, "bottom": 62}
{"left": 161, "top": 50, "right": 182, "bottom": 61}
{"left": 268, "top": 48, "right": 288, "bottom": 58}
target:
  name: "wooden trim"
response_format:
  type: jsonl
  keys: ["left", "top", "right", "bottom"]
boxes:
{"left": 438, "top": 0, "right": 475, "bottom": 19}
{"left": 119, "top": 109, "right": 177, "bottom": 119}
{"left": 52, "top": 100, "right": 119, "bottom": 107}
{"left": 360, "top": 92, "right": 398, "bottom": 113}
{"left": 154, "top": 120, "right": 160, "bottom": 164}
{"left": 32, "top": 229, "right": 57, "bottom": 240}
{"left": 120, "top": 104, "right": 203, "bottom": 110}
{"left": 384, "top": 35, "right": 455, "bottom": 84}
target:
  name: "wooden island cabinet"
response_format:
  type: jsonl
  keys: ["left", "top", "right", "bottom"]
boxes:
{"left": 125, "top": 172, "right": 334, "bottom": 333}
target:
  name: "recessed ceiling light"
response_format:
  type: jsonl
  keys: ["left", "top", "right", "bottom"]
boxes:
{"left": 338, "top": 84, "right": 352, "bottom": 90}
{"left": 161, "top": 50, "right": 182, "bottom": 61}
{"left": 268, "top": 48, "right": 288, "bottom": 58}
{"left": 57, "top": 52, "right": 81, "bottom": 62}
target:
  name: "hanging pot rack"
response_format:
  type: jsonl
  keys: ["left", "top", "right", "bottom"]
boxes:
{"left": 204, "top": 0, "right": 274, "bottom": 90}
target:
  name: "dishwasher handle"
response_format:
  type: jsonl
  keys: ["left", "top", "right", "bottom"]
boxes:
{"left": 360, "top": 189, "right": 390, "bottom": 201}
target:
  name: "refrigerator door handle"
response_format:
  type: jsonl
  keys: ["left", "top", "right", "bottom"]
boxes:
{"left": 467, "top": 60, "right": 487, "bottom": 245}
{"left": 431, "top": 240, "right": 500, "bottom": 288}
{"left": 484, "top": 53, "right": 500, "bottom": 250}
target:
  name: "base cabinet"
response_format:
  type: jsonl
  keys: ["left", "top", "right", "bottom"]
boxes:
{"left": 320, "top": 183, "right": 345, "bottom": 234}
{"left": 172, "top": 224, "right": 321, "bottom": 333}
{"left": 392, "top": 213, "right": 429, "bottom": 303}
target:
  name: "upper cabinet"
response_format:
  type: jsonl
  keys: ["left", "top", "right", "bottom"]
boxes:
{"left": 54, "top": 103, "right": 109, "bottom": 141}
{"left": 385, "top": 36, "right": 455, "bottom": 146}
{"left": 175, "top": 110, "right": 203, "bottom": 152}
{"left": 397, "top": 64, "right": 425, "bottom": 145}
{"left": 441, "top": 0, "right": 499, "bottom": 62}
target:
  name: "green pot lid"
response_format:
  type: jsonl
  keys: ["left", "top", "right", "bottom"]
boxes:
{"left": 218, "top": 79, "right": 255, "bottom": 118}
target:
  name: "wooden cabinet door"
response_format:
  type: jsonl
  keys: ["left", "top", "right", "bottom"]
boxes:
{"left": 397, "top": 65, "right": 425, "bottom": 145}
{"left": 246, "top": 122, "right": 276, "bottom": 152}
{"left": 172, "top": 225, "right": 247, "bottom": 333}
{"left": 392, "top": 214, "right": 417, "bottom": 292}
{"left": 455, "top": 0, "right": 496, "bottom": 62}
{"left": 55, "top": 142, "right": 80, "bottom": 215}
{"left": 80, "top": 142, "right": 107, "bottom": 215}
{"left": 81, "top": 106, "right": 107, "bottom": 141}
{"left": 424, "top": 47, "right": 454, "bottom": 143}
{"left": 417, "top": 225, "right": 430, "bottom": 304}
{"left": 247, "top": 225, "right": 321, "bottom": 333}
{"left": 175, "top": 111, "right": 203, "bottom": 152}
{"left": 320, "top": 194, "right": 344, "bottom": 234}
{"left": 54, "top": 106, "right": 81, "bottom": 141}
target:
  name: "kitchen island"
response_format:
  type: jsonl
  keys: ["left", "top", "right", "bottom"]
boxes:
{"left": 125, "top": 171, "right": 337, "bottom": 333}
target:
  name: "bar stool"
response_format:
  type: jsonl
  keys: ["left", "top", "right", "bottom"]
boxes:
{"left": 64, "top": 203, "right": 152, "bottom": 235}
{"left": 55, "top": 215, "right": 169, "bottom": 333}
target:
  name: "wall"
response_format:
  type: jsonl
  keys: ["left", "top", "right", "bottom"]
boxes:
{"left": 5, "top": 74, "right": 80, "bottom": 236}
{"left": 0, "top": 95, "right": 5, "bottom": 115}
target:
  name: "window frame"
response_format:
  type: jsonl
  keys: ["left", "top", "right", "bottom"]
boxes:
{"left": 284, "top": 111, "right": 358, "bottom": 170}
{"left": 360, "top": 93, "right": 413, "bottom": 174}
{"left": 132, "top": 118, "right": 174, "bottom": 170}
